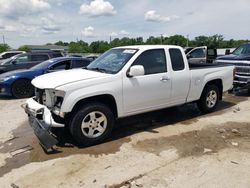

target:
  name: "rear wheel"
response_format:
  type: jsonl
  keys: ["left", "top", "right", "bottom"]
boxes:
{"left": 197, "top": 84, "right": 219, "bottom": 113}
{"left": 11, "top": 79, "right": 34, "bottom": 98}
{"left": 69, "top": 103, "right": 114, "bottom": 146}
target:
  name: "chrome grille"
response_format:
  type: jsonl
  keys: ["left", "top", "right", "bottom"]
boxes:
{"left": 235, "top": 66, "right": 250, "bottom": 77}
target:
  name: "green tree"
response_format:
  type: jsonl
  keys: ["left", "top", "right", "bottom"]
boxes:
{"left": 18, "top": 45, "right": 30, "bottom": 52}
{"left": 166, "top": 35, "right": 187, "bottom": 46}
{"left": 90, "top": 41, "right": 110, "bottom": 53}
{"left": 55, "top": 41, "right": 69, "bottom": 46}
{"left": 0, "top": 43, "right": 10, "bottom": 53}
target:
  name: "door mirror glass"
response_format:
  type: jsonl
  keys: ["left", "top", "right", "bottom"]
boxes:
{"left": 127, "top": 65, "right": 145, "bottom": 77}
{"left": 12, "top": 60, "right": 17, "bottom": 65}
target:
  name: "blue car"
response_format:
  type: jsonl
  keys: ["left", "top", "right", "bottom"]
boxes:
{"left": 0, "top": 57, "right": 92, "bottom": 98}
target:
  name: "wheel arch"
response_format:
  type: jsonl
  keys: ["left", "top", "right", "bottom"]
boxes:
{"left": 201, "top": 79, "right": 223, "bottom": 100}
{"left": 70, "top": 94, "right": 118, "bottom": 119}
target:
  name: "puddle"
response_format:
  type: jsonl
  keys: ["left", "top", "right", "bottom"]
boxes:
{"left": 133, "top": 122, "right": 250, "bottom": 157}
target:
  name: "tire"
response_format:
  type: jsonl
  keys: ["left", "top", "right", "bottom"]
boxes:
{"left": 69, "top": 102, "right": 114, "bottom": 146}
{"left": 11, "top": 79, "right": 34, "bottom": 99}
{"left": 197, "top": 84, "right": 219, "bottom": 113}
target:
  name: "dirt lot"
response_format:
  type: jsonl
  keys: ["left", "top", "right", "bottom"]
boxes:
{"left": 0, "top": 92, "right": 250, "bottom": 188}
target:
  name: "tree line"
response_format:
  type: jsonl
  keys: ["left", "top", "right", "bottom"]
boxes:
{"left": 0, "top": 34, "right": 249, "bottom": 53}
{"left": 55, "top": 34, "right": 249, "bottom": 53}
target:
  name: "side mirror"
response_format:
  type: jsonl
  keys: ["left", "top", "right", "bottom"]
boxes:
{"left": 12, "top": 60, "right": 17, "bottom": 65}
{"left": 127, "top": 65, "right": 145, "bottom": 77}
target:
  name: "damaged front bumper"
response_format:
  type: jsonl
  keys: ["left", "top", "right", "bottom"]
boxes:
{"left": 22, "top": 98, "right": 65, "bottom": 150}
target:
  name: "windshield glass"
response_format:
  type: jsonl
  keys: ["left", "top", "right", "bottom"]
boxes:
{"left": 233, "top": 44, "right": 250, "bottom": 55}
{"left": 30, "top": 59, "right": 55, "bottom": 70}
{"left": 86, "top": 48, "right": 138, "bottom": 74}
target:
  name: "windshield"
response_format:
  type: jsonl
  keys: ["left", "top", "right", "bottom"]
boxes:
{"left": 86, "top": 48, "right": 138, "bottom": 74}
{"left": 233, "top": 44, "right": 250, "bottom": 55}
{"left": 30, "top": 59, "right": 55, "bottom": 70}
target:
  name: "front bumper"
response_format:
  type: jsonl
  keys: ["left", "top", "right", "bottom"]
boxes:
{"left": 0, "top": 82, "right": 12, "bottom": 96}
{"left": 22, "top": 98, "right": 64, "bottom": 149}
{"left": 233, "top": 75, "right": 250, "bottom": 90}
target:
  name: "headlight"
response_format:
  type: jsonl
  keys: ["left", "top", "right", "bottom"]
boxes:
{"left": 52, "top": 90, "right": 65, "bottom": 118}
{"left": 0, "top": 76, "right": 11, "bottom": 82}
{"left": 52, "top": 90, "right": 65, "bottom": 107}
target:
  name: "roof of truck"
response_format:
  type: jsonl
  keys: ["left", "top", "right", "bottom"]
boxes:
{"left": 114, "top": 45, "right": 182, "bottom": 50}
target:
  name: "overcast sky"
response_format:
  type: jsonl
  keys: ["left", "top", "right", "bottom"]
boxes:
{"left": 0, "top": 0, "right": 249, "bottom": 48}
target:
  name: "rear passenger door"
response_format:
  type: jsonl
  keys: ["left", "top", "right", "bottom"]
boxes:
{"left": 169, "top": 48, "right": 190, "bottom": 104}
{"left": 123, "top": 49, "right": 172, "bottom": 114}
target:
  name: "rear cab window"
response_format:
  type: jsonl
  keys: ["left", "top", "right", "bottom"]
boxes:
{"left": 169, "top": 48, "right": 185, "bottom": 71}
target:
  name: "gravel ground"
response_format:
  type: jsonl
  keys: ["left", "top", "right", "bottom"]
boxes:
{"left": 0, "top": 93, "right": 249, "bottom": 188}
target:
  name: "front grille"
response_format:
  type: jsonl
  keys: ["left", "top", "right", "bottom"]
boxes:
{"left": 236, "top": 66, "right": 250, "bottom": 75}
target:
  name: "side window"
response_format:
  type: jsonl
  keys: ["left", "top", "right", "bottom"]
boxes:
{"left": 169, "top": 48, "right": 185, "bottom": 71}
{"left": 49, "top": 60, "right": 71, "bottom": 70}
{"left": 73, "top": 59, "right": 91, "bottom": 68}
{"left": 31, "top": 54, "right": 49, "bottom": 61}
{"left": 51, "top": 53, "right": 63, "bottom": 58}
{"left": 15, "top": 55, "right": 30, "bottom": 64}
{"left": 132, "top": 49, "right": 167, "bottom": 75}
{"left": 189, "top": 48, "right": 205, "bottom": 58}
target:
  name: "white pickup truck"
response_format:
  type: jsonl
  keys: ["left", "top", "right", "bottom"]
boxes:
{"left": 23, "top": 45, "right": 234, "bottom": 149}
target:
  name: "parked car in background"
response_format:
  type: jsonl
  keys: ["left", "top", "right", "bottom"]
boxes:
{"left": 215, "top": 43, "right": 250, "bottom": 92}
{"left": 23, "top": 45, "right": 234, "bottom": 149}
{"left": 0, "top": 57, "right": 92, "bottom": 98}
{"left": 183, "top": 47, "right": 194, "bottom": 54}
{"left": 85, "top": 54, "right": 99, "bottom": 61}
{"left": 0, "top": 51, "right": 25, "bottom": 60}
{"left": 186, "top": 46, "right": 217, "bottom": 64}
{"left": 0, "top": 50, "right": 64, "bottom": 74}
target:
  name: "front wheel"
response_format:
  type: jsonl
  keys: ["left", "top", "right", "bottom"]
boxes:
{"left": 69, "top": 103, "right": 114, "bottom": 146}
{"left": 11, "top": 79, "right": 34, "bottom": 98}
{"left": 197, "top": 84, "right": 219, "bottom": 113}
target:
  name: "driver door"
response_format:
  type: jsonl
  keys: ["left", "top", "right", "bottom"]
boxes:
{"left": 187, "top": 47, "right": 207, "bottom": 63}
{"left": 123, "top": 49, "right": 171, "bottom": 115}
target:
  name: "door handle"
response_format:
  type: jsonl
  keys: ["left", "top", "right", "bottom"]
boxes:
{"left": 160, "top": 76, "right": 170, "bottom": 81}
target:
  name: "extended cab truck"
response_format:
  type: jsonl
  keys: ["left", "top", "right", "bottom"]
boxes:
{"left": 215, "top": 43, "right": 250, "bottom": 92}
{"left": 23, "top": 45, "right": 234, "bottom": 149}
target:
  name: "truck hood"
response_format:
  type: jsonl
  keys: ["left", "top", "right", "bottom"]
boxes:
{"left": 32, "top": 68, "right": 108, "bottom": 89}
{"left": 217, "top": 54, "right": 250, "bottom": 61}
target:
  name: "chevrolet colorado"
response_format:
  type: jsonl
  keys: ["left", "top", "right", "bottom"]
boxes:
{"left": 23, "top": 45, "right": 234, "bottom": 149}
